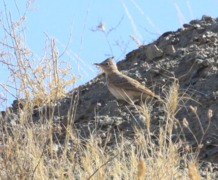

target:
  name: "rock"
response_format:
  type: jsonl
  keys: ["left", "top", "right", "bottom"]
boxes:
{"left": 144, "top": 44, "right": 163, "bottom": 60}
{"left": 164, "top": 45, "right": 176, "bottom": 55}
{"left": 202, "top": 15, "right": 214, "bottom": 23}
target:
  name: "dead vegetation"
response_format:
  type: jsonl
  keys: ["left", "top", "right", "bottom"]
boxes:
{"left": 0, "top": 1, "right": 215, "bottom": 180}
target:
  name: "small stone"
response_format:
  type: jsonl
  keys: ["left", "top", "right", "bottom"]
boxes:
{"left": 165, "top": 45, "right": 176, "bottom": 55}
{"left": 145, "top": 44, "right": 163, "bottom": 60}
{"left": 1, "top": 111, "right": 6, "bottom": 118}
{"left": 190, "top": 19, "right": 200, "bottom": 25}
{"left": 171, "top": 37, "right": 179, "bottom": 44}
{"left": 183, "top": 23, "right": 191, "bottom": 28}
{"left": 193, "top": 24, "right": 201, "bottom": 29}
{"left": 97, "top": 102, "right": 101, "bottom": 106}
{"left": 202, "top": 15, "right": 214, "bottom": 22}
{"left": 201, "top": 171, "right": 207, "bottom": 177}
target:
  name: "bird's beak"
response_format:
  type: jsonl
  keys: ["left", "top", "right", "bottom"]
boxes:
{"left": 94, "top": 63, "right": 104, "bottom": 73}
{"left": 94, "top": 63, "right": 101, "bottom": 66}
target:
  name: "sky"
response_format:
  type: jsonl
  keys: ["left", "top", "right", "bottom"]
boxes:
{"left": 0, "top": 0, "right": 218, "bottom": 109}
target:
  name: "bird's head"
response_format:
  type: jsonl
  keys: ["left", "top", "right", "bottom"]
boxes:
{"left": 94, "top": 56, "right": 118, "bottom": 74}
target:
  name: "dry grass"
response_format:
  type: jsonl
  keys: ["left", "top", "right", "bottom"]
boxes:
{"left": 0, "top": 2, "right": 213, "bottom": 180}
{"left": 188, "top": 162, "right": 201, "bottom": 180}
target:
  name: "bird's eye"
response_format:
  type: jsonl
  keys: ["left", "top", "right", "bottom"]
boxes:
{"left": 105, "top": 62, "right": 110, "bottom": 66}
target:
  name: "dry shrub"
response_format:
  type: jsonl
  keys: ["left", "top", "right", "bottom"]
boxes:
{"left": 0, "top": 3, "right": 75, "bottom": 109}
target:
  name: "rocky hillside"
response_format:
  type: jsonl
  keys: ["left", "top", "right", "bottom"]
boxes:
{"left": 4, "top": 15, "right": 218, "bottom": 162}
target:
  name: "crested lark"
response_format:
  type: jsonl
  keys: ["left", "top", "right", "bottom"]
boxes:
{"left": 95, "top": 57, "right": 162, "bottom": 104}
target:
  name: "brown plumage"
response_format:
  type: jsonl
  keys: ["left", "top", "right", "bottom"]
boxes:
{"left": 94, "top": 57, "right": 162, "bottom": 103}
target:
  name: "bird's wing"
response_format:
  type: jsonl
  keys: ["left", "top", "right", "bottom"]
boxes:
{"left": 108, "top": 73, "right": 156, "bottom": 97}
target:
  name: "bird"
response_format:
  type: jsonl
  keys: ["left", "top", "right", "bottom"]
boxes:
{"left": 94, "top": 57, "right": 163, "bottom": 104}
